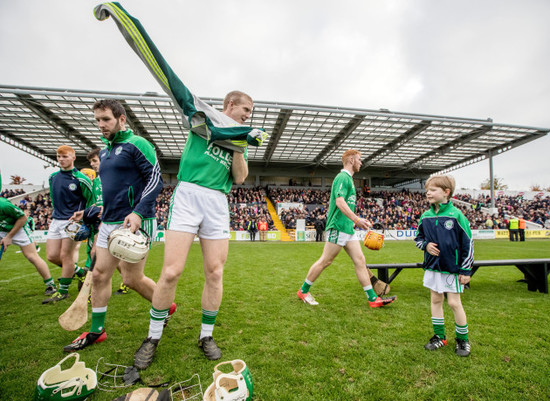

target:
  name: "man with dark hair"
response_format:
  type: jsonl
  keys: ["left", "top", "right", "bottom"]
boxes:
{"left": 63, "top": 99, "right": 167, "bottom": 352}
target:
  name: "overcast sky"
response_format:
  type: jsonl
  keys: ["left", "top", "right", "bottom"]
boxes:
{"left": 1, "top": 0, "right": 549, "bottom": 190}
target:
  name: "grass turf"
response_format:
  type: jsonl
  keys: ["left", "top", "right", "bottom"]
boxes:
{"left": 0, "top": 239, "right": 549, "bottom": 400}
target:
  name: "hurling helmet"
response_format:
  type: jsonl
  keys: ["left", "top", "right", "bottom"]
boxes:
{"left": 65, "top": 221, "right": 92, "bottom": 242}
{"left": 107, "top": 228, "right": 150, "bottom": 263}
{"left": 34, "top": 353, "right": 97, "bottom": 401}
{"left": 203, "top": 360, "right": 253, "bottom": 401}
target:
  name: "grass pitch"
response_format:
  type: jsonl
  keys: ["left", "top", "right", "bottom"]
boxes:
{"left": 1, "top": 239, "right": 549, "bottom": 400}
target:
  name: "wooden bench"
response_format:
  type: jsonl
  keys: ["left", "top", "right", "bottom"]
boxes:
{"left": 368, "top": 259, "right": 550, "bottom": 294}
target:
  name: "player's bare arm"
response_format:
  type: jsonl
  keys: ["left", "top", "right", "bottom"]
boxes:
{"left": 335, "top": 197, "right": 372, "bottom": 230}
{"left": 231, "top": 152, "right": 248, "bottom": 185}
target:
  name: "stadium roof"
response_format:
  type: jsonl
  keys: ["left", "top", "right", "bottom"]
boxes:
{"left": 1, "top": 84, "right": 548, "bottom": 186}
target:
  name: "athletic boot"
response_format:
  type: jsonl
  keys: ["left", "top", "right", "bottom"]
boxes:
{"left": 368, "top": 295, "right": 397, "bottom": 308}
{"left": 115, "top": 283, "right": 131, "bottom": 295}
{"left": 42, "top": 291, "right": 70, "bottom": 304}
{"left": 297, "top": 289, "right": 319, "bottom": 305}
{"left": 424, "top": 335, "right": 447, "bottom": 350}
{"left": 198, "top": 336, "right": 222, "bottom": 360}
{"left": 163, "top": 303, "right": 177, "bottom": 327}
{"left": 75, "top": 268, "right": 88, "bottom": 291}
{"left": 455, "top": 338, "right": 471, "bottom": 357}
{"left": 44, "top": 285, "right": 57, "bottom": 296}
{"left": 63, "top": 330, "right": 107, "bottom": 352}
{"left": 134, "top": 337, "right": 160, "bottom": 370}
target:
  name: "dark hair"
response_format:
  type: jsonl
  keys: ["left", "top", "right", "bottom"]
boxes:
{"left": 93, "top": 99, "right": 126, "bottom": 118}
{"left": 86, "top": 148, "right": 101, "bottom": 161}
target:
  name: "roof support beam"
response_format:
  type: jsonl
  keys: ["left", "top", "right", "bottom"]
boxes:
{"left": 363, "top": 120, "right": 432, "bottom": 168}
{"left": 0, "top": 129, "right": 56, "bottom": 164}
{"left": 313, "top": 115, "right": 364, "bottom": 166}
{"left": 16, "top": 94, "right": 96, "bottom": 151}
{"left": 405, "top": 124, "right": 493, "bottom": 169}
{"left": 263, "top": 108, "right": 292, "bottom": 167}
{"left": 120, "top": 100, "right": 164, "bottom": 159}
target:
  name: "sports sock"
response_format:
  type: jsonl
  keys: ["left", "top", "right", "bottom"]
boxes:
{"left": 148, "top": 306, "right": 169, "bottom": 340}
{"left": 44, "top": 278, "right": 55, "bottom": 288}
{"left": 455, "top": 322, "right": 468, "bottom": 341}
{"left": 58, "top": 277, "right": 72, "bottom": 294}
{"left": 200, "top": 309, "right": 218, "bottom": 339}
{"left": 300, "top": 279, "right": 313, "bottom": 294}
{"left": 74, "top": 263, "right": 86, "bottom": 277}
{"left": 363, "top": 285, "right": 378, "bottom": 302}
{"left": 90, "top": 306, "right": 107, "bottom": 333}
{"left": 432, "top": 317, "right": 445, "bottom": 339}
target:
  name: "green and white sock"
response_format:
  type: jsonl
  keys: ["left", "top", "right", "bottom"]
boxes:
{"left": 300, "top": 279, "right": 313, "bottom": 294}
{"left": 148, "top": 306, "right": 169, "bottom": 340}
{"left": 90, "top": 306, "right": 107, "bottom": 333}
{"left": 58, "top": 278, "right": 72, "bottom": 294}
{"left": 200, "top": 309, "right": 218, "bottom": 339}
{"left": 74, "top": 263, "right": 85, "bottom": 277}
{"left": 363, "top": 285, "right": 377, "bottom": 302}
{"left": 432, "top": 317, "right": 445, "bottom": 339}
{"left": 455, "top": 322, "right": 468, "bottom": 341}
{"left": 44, "top": 278, "right": 55, "bottom": 288}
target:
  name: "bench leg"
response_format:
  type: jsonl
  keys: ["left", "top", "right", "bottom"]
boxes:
{"left": 516, "top": 263, "right": 549, "bottom": 294}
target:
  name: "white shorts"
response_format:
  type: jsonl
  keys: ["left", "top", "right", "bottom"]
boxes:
{"left": 423, "top": 270, "right": 464, "bottom": 294}
{"left": 46, "top": 219, "right": 71, "bottom": 240}
{"left": 0, "top": 227, "right": 32, "bottom": 247}
{"left": 326, "top": 229, "right": 359, "bottom": 247}
{"left": 167, "top": 182, "right": 230, "bottom": 240}
{"left": 96, "top": 219, "right": 157, "bottom": 249}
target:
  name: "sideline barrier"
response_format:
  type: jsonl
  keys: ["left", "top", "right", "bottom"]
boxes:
{"left": 29, "top": 229, "right": 550, "bottom": 243}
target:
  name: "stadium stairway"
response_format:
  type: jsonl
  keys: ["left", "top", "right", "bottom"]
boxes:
{"left": 265, "top": 196, "right": 293, "bottom": 241}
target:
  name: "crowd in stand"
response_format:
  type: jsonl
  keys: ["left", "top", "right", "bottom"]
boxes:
{"left": 3, "top": 185, "right": 549, "bottom": 232}
{"left": 0, "top": 188, "right": 25, "bottom": 198}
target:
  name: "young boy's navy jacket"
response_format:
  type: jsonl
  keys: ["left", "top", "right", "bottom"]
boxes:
{"left": 415, "top": 201, "right": 474, "bottom": 276}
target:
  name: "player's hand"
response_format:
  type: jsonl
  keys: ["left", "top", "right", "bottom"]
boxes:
{"left": 426, "top": 242, "right": 440, "bottom": 256}
{"left": 123, "top": 212, "right": 142, "bottom": 233}
{"left": 70, "top": 210, "right": 84, "bottom": 221}
{"left": 458, "top": 275, "right": 471, "bottom": 285}
{"left": 98, "top": 206, "right": 103, "bottom": 218}
{"left": 1, "top": 236, "right": 13, "bottom": 249}
{"left": 355, "top": 217, "right": 372, "bottom": 230}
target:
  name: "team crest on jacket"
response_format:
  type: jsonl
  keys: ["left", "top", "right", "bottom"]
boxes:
{"left": 115, "top": 147, "right": 123, "bottom": 155}
{"left": 69, "top": 183, "right": 77, "bottom": 191}
{"left": 444, "top": 220, "right": 454, "bottom": 230}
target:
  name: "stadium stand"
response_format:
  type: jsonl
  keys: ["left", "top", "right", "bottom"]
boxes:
{"left": 5, "top": 186, "right": 549, "bottom": 234}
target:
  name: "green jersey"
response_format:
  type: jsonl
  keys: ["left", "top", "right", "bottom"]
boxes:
{"left": 92, "top": 177, "right": 103, "bottom": 206}
{"left": 325, "top": 170, "right": 356, "bottom": 235}
{"left": 0, "top": 197, "right": 26, "bottom": 232}
{"left": 177, "top": 132, "right": 247, "bottom": 194}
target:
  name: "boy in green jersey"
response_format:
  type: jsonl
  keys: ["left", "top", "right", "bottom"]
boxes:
{"left": 415, "top": 175, "right": 473, "bottom": 357}
{"left": 297, "top": 150, "right": 396, "bottom": 308}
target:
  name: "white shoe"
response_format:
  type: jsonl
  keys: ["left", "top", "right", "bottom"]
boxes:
{"left": 297, "top": 290, "right": 319, "bottom": 305}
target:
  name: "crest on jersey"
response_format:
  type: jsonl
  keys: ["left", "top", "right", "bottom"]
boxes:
{"left": 444, "top": 220, "right": 454, "bottom": 230}
{"left": 115, "top": 147, "right": 123, "bottom": 155}
{"left": 69, "top": 183, "right": 77, "bottom": 191}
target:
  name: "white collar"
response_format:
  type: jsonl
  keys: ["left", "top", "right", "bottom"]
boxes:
{"left": 341, "top": 169, "right": 353, "bottom": 177}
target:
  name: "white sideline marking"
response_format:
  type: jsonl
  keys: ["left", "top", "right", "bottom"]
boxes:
{"left": 0, "top": 273, "right": 37, "bottom": 283}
